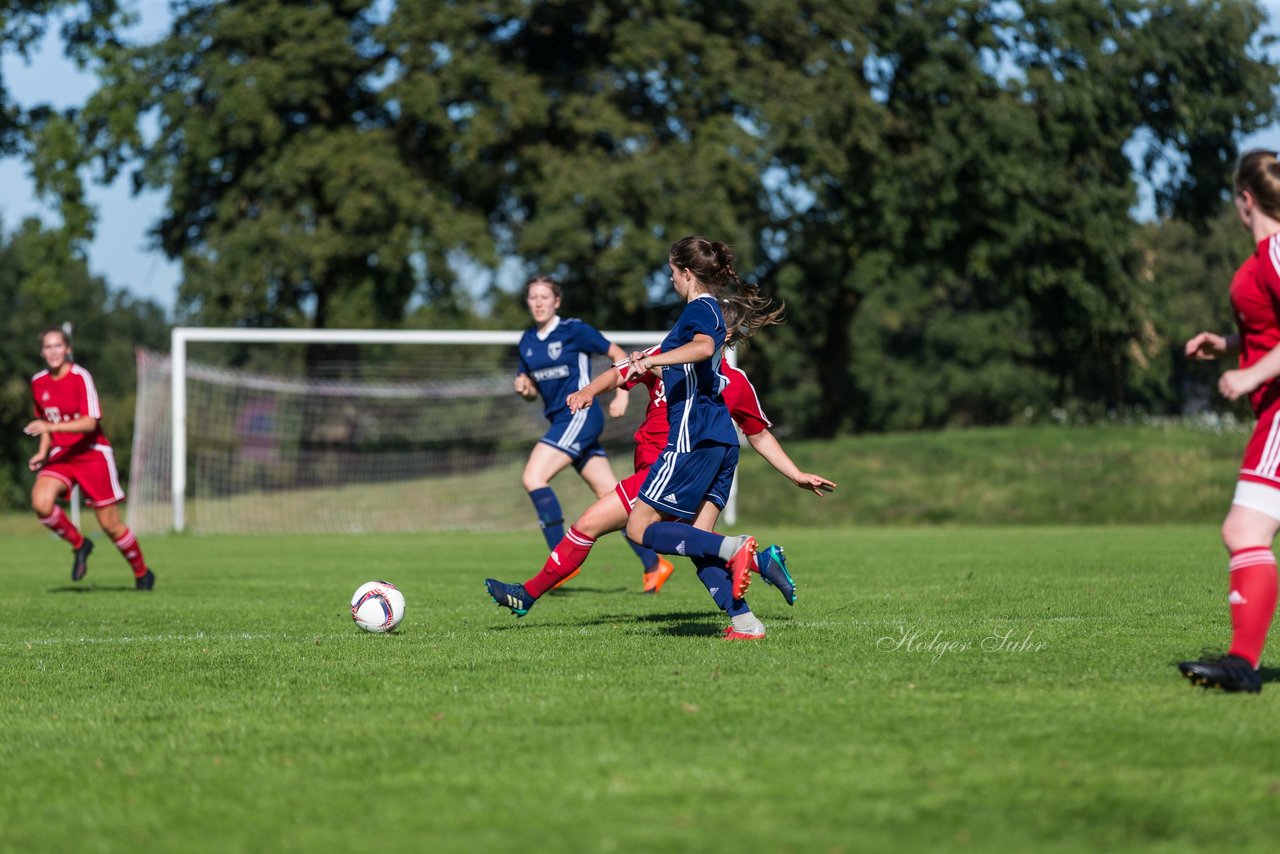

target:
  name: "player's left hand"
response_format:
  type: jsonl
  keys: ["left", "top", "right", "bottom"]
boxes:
{"left": 27, "top": 452, "right": 46, "bottom": 471}
{"left": 23, "top": 419, "right": 49, "bottom": 436}
{"left": 793, "top": 472, "right": 837, "bottom": 496}
{"left": 1220, "top": 369, "right": 1261, "bottom": 401}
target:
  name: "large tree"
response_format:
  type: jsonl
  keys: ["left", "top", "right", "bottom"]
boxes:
{"left": 746, "top": 0, "right": 1278, "bottom": 433}
{"left": 68, "top": 0, "right": 484, "bottom": 329}
{"left": 48, "top": 0, "right": 1280, "bottom": 432}
{"left": 4, "top": 0, "right": 127, "bottom": 237}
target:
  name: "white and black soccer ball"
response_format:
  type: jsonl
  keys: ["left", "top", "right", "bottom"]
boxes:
{"left": 350, "top": 581, "right": 406, "bottom": 633}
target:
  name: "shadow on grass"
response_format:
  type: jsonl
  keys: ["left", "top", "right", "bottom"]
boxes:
{"left": 582, "top": 610, "right": 723, "bottom": 638}
{"left": 542, "top": 585, "right": 629, "bottom": 596}
{"left": 484, "top": 609, "right": 725, "bottom": 637}
{"left": 47, "top": 584, "right": 139, "bottom": 593}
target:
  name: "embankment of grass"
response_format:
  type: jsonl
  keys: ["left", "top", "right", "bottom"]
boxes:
{"left": 735, "top": 423, "right": 1246, "bottom": 526}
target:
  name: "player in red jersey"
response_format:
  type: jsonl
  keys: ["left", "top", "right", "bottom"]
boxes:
{"left": 1178, "top": 150, "right": 1280, "bottom": 692}
{"left": 485, "top": 343, "right": 835, "bottom": 637}
{"left": 25, "top": 327, "right": 155, "bottom": 589}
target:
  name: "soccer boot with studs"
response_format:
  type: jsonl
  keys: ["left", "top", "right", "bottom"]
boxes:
{"left": 1178, "top": 654, "right": 1262, "bottom": 693}
{"left": 727, "top": 536, "right": 757, "bottom": 600}
{"left": 71, "top": 538, "right": 94, "bottom": 582}
{"left": 642, "top": 557, "right": 675, "bottom": 594}
{"left": 755, "top": 544, "right": 796, "bottom": 606}
{"left": 486, "top": 579, "right": 536, "bottom": 617}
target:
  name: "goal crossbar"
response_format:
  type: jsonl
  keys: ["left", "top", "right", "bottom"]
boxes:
{"left": 169, "top": 327, "right": 737, "bottom": 533}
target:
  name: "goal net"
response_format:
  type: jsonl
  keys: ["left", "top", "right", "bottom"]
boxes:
{"left": 128, "top": 328, "right": 739, "bottom": 535}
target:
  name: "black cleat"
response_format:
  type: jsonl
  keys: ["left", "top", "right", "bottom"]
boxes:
{"left": 1178, "top": 654, "right": 1261, "bottom": 693}
{"left": 485, "top": 578, "right": 534, "bottom": 617}
{"left": 135, "top": 569, "right": 156, "bottom": 591}
{"left": 71, "top": 538, "right": 94, "bottom": 582}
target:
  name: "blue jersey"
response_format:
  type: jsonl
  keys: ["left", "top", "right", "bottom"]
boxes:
{"left": 658, "top": 295, "right": 737, "bottom": 451}
{"left": 517, "top": 317, "right": 613, "bottom": 421}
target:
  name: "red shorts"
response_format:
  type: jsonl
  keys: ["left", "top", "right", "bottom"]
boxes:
{"left": 38, "top": 445, "right": 126, "bottom": 507}
{"left": 633, "top": 443, "right": 662, "bottom": 474}
{"left": 615, "top": 468, "right": 650, "bottom": 513}
{"left": 615, "top": 443, "right": 665, "bottom": 513}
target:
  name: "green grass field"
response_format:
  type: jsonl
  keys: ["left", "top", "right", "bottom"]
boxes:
{"left": 3, "top": 523, "right": 1280, "bottom": 852}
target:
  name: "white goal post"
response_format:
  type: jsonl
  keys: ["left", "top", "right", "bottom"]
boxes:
{"left": 159, "top": 327, "right": 738, "bottom": 534}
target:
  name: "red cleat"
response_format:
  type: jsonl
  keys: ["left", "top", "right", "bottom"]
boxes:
{"left": 728, "top": 536, "right": 757, "bottom": 599}
{"left": 723, "top": 624, "right": 766, "bottom": 640}
{"left": 642, "top": 557, "right": 675, "bottom": 594}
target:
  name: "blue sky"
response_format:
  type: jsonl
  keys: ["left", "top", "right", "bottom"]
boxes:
{"left": 1, "top": 0, "right": 177, "bottom": 310}
{"left": 3, "top": 0, "right": 1280, "bottom": 317}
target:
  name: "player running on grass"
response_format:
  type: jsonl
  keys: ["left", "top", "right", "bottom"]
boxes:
{"left": 1179, "top": 149, "right": 1280, "bottom": 693}
{"left": 514, "top": 275, "right": 667, "bottom": 579}
{"left": 25, "top": 326, "right": 156, "bottom": 590}
{"left": 485, "top": 344, "right": 835, "bottom": 619}
{"left": 489, "top": 237, "right": 829, "bottom": 638}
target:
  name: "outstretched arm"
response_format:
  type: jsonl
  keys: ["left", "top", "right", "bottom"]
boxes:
{"left": 630, "top": 334, "right": 715, "bottom": 373}
{"left": 744, "top": 428, "right": 837, "bottom": 496}
{"left": 568, "top": 363, "right": 626, "bottom": 413}
{"left": 603, "top": 343, "right": 631, "bottom": 417}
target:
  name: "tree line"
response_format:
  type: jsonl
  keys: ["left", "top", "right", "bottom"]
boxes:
{"left": 3, "top": 0, "right": 1278, "bottom": 449}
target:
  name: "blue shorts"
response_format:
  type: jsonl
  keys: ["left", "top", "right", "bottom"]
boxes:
{"left": 539, "top": 405, "right": 607, "bottom": 470}
{"left": 638, "top": 443, "right": 738, "bottom": 520}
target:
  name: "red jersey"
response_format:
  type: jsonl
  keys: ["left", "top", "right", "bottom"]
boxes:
{"left": 1231, "top": 233, "right": 1280, "bottom": 415}
{"left": 616, "top": 349, "right": 771, "bottom": 464}
{"left": 31, "top": 364, "right": 109, "bottom": 456}
{"left": 616, "top": 346, "right": 669, "bottom": 460}
{"left": 720, "top": 362, "right": 772, "bottom": 437}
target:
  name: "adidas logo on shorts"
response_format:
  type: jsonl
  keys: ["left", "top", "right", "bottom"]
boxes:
{"left": 663, "top": 493, "right": 678, "bottom": 503}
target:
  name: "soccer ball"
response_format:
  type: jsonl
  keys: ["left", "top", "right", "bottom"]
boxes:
{"left": 350, "top": 581, "right": 406, "bottom": 633}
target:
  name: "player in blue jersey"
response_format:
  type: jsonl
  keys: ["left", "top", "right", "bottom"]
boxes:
{"left": 623, "top": 236, "right": 785, "bottom": 639}
{"left": 515, "top": 276, "right": 668, "bottom": 580}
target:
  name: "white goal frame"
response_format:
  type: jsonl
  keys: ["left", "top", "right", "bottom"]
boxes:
{"left": 168, "top": 327, "right": 739, "bottom": 533}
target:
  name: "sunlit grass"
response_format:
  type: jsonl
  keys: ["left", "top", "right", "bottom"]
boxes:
{"left": 2, "top": 525, "right": 1277, "bottom": 851}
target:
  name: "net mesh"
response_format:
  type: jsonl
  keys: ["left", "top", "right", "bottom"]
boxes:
{"left": 128, "top": 345, "right": 650, "bottom": 534}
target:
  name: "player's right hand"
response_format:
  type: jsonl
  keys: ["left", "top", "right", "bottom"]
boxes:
{"left": 566, "top": 390, "right": 593, "bottom": 413}
{"left": 514, "top": 374, "right": 538, "bottom": 400}
{"left": 1185, "top": 332, "right": 1228, "bottom": 361}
